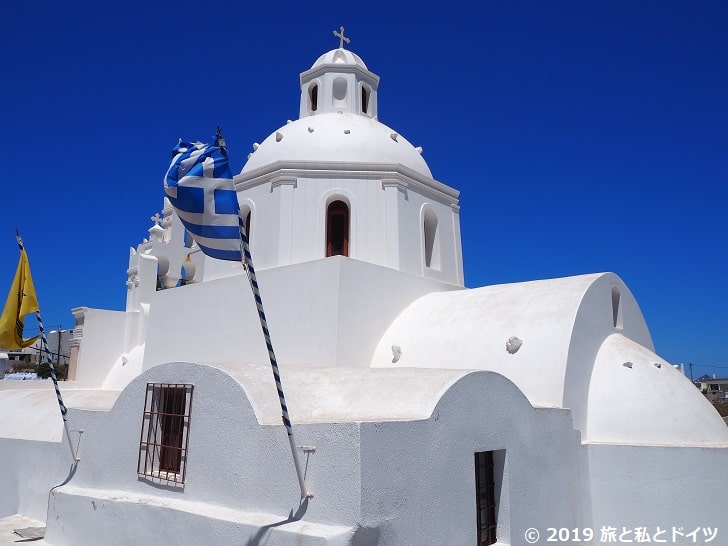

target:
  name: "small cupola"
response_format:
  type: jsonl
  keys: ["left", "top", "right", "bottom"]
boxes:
{"left": 299, "top": 27, "right": 380, "bottom": 119}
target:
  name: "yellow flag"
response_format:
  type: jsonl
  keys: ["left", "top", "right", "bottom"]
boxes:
{"left": 0, "top": 249, "right": 41, "bottom": 349}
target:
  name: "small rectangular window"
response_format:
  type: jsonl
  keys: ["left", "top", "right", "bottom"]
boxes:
{"left": 138, "top": 383, "right": 193, "bottom": 485}
{"left": 475, "top": 451, "right": 498, "bottom": 545}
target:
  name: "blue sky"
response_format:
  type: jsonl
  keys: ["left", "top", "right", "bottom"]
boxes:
{"left": 2, "top": 1, "right": 726, "bottom": 379}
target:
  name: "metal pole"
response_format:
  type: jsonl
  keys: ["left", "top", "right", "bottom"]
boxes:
{"left": 37, "top": 319, "right": 78, "bottom": 461}
{"left": 14, "top": 232, "right": 75, "bottom": 461}
{"left": 238, "top": 221, "right": 311, "bottom": 499}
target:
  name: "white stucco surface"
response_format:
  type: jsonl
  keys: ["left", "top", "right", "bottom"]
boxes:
{"left": 215, "top": 362, "right": 472, "bottom": 424}
{"left": 372, "top": 273, "right": 649, "bottom": 406}
{"left": 586, "top": 333, "right": 728, "bottom": 445}
{"left": 241, "top": 113, "right": 432, "bottom": 179}
{"left": 139, "top": 258, "right": 460, "bottom": 379}
{"left": 0, "top": 384, "right": 118, "bottom": 442}
{"left": 310, "top": 48, "right": 369, "bottom": 70}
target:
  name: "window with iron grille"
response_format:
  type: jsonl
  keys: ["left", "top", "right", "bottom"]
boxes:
{"left": 475, "top": 450, "right": 497, "bottom": 545}
{"left": 138, "top": 383, "right": 193, "bottom": 485}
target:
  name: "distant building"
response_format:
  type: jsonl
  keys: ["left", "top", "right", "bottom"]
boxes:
{"left": 41, "top": 329, "right": 72, "bottom": 366}
{"left": 697, "top": 376, "right": 728, "bottom": 403}
{"left": 0, "top": 347, "right": 36, "bottom": 369}
{"left": 0, "top": 329, "right": 72, "bottom": 378}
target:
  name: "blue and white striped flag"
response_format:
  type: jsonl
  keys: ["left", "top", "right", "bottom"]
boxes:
{"left": 163, "top": 133, "right": 243, "bottom": 261}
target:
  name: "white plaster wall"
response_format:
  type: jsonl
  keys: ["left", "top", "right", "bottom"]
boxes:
{"left": 124, "top": 250, "right": 158, "bottom": 313}
{"left": 45, "top": 362, "right": 367, "bottom": 545}
{"left": 359, "top": 371, "right": 591, "bottom": 545}
{"left": 142, "top": 257, "right": 459, "bottom": 372}
{"left": 43, "top": 363, "right": 587, "bottom": 545}
{"left": 0, "top": 384, "right": 85, "bottom": 520}
{"left": 587, "top": 444, "right": 728, "bottom": 531}
{"left": 563, "top": 272, "right": 653, "bottom": 433}
{"left": 408, "top": 192, "right": 462, "bottom": 284}
{"left": 101, "top": 342, "right": 146, "bottom": 390}
{"left": 141, "top": 262, "right": 334, "bottom": 371}
{"left": 23, "top": 361, "right": 728, "bottom": 545}
{"left": 72, "top": 308, "right": 128, "bottom": 388}
{"left": 233, "top": 177, "right": 283, "bottom": 271}
{"left": 0, "top": 387, "right": 65, "bottom": 442}
{"left": 232, "top": 172, "right": 462, "bottom": 285}
{"left": 0, "top": 437, "right": 67, "bottom": 520}
{"left": 333, "top": 259, "right": 461, "bottom": 367}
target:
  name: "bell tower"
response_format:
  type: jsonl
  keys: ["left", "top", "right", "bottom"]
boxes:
{"left": 235, "top": 32, "right": 463, "bottom": 287}
{"left": 298, "top": 27, "right": 379, "bottom": 119}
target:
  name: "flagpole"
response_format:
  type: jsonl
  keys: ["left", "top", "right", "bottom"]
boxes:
{"left": 14, "top": 232, "right": 77, "bottom": 461}
{"left": 36, "top": 311, "right": 78, "bottom": 461}
{"left": 238, "top": 223, "right": 311, "bottom": 499}
{"left": 164, "top": 130, "right": 310, "bottom": 498}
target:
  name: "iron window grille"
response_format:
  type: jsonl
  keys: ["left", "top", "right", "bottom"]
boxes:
{"left": 138, "top": 383, "right": 193, "bottom": 485}
{"left": 475, "top": 451, "right": 497, "bottom": 546}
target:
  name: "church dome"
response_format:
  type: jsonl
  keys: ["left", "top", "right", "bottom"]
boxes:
{"left": 241, "top": 112, "right": 433, "bottom": 178}
{"left": 310, "top": 48, "right": 368, "bottom": 70}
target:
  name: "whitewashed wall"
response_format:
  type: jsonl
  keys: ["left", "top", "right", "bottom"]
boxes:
{"left": 45, "top": 363, "right": 364, "bottom": 545}
{"left": 587, "top": 444, "right": 728, "bottom": 533}
{"left": 233, "top": 170, "right": 462, "bottom": 285}
{"left": 141, "top": 258, "right": 460, "bottom": 374}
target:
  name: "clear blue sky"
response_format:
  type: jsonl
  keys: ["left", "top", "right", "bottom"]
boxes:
{"left": 2, "top": 1, "right": 726, "bottom": 379}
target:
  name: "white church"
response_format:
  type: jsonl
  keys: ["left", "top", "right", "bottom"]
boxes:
{"left": 1, "top": 35, "right": 727, "bottom": 546}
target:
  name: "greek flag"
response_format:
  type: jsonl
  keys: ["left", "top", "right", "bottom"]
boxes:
{"left": 163, "top": 133, "right": 243, "bottom": 261}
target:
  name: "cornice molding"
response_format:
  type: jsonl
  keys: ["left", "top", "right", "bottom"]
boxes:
{"left": 270, "top": 177, "right": 298, "bottom": 191}
{"left": 235, "top": 161, "right": 459, "bottom": 203}
{"left": 300, "top": 64, "right": 380, "bottom": 86}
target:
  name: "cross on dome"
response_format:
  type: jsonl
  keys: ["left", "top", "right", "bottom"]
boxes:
{"left": 333, "top": 26, "right": 350, "bottom": 49}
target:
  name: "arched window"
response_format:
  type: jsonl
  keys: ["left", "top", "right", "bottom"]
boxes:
{"left": 361, "top": 86, "right": 369, "bottom": 114}
{"left": 326, "top": 200, "right": 350, "bottom": 257}
{"left": 423, "top": 208, "right": 440, "bottom": 269}
{"left": 309, "top": 84, "right": 318, "bottom": 113}
{"left": 239, "top": 205, "right": 252, "bottom": 243}
{"left": 611, "top": 286, "right": 623, "bottom": 329}
{"left": 332, "top": 77, "right": 347, "bottom": 108}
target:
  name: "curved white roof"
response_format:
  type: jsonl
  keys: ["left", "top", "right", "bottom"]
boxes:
{"left": 216, "top": 362, "right": 470, "bottom": 424}
{"left": 241, "top": 113, "right": 432, "bottom": 178}
{"left": 369, "top": 271, "right": 726, "bottom": 446}
{"left": 310, "top": 48, "right": 368, "bottom": 70}
{"left": 371, "top": 273, "right": 616, "bottom": 407}
{"left": 586, "top": 334, "right": 728, "bottom": 446}
{"left": 0, "top": 386, "right": 120, "bottom": 442}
